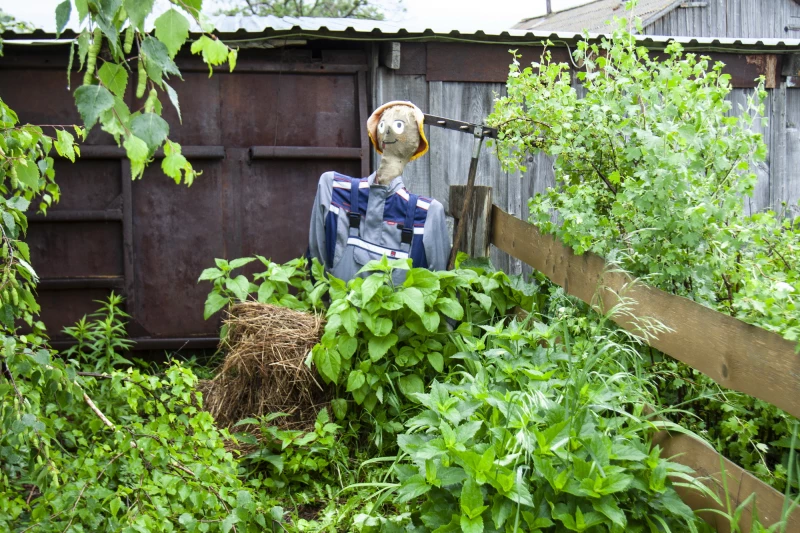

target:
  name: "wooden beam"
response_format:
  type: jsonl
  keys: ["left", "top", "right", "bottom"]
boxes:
{"left": 449, "top": 185, "right": 493, "bottom": 258}
{"left": 490, "top": 205, "right": 800, "bottom": 420}
{"left": 380, "top": 42, "right": 401, "bottom": 70}
{"left": 652, "top": 432, "right": 800, "bottom": 531}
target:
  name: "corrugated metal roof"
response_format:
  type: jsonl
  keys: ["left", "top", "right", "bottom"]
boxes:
{"left": 4, "top": 14, "right": 800, "bottom": 53}
{"left": 514, "top": 0, "right": 682, "bottom": 32}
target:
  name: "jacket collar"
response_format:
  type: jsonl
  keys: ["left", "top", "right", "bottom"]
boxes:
{"left": 366, "top": 172, "right": 405, "bottom": 196}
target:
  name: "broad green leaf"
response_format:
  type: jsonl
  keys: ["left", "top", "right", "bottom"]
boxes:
{"left": 337, "top": 335, "right": 358, "bottom": 359}
{"left": 400, "top": 287, "right": 425, "bottom": 317}
{"left": 203, "top": 292, "right": 228, "bottom": 319}
{"left": 361, "top": 274, "right": 384, "bottom": 304}
{"left": 346, "top": 370, "right": 365, "bottom": 392}
{"left": 141, "top": 36, "right": 181, "bottom": 77}
{"left": 395, "top": 474, "right": 430, "bottom": 503}
{"left": 341, "top": 306, "right": 358, "bottom": 337}
{"left": 124, "top": 0, "right": 155, "bottom": 31}
{"left": 74, "top": 85, "right": 115, "bottom": 128}
{"left": 460, "top": 514, "right": 484, "bottom": 533}
{"left": 436, "top": 297, "right": 464, "bottom": 320}
{"left": 190, "top": 35, "right": 230, "bottom": 76}
{"left": 221, "top": 513, "right": 239, "bottom": 533}
{"left": 421, "top": 311, "right": 440, "bottom": 333}
{"left": 162, "top": 151, "right": 190, "bottom": 184}
{"left": 130, "top": 113, "right": 169, "bottom": 153}
{"left": 460, "top": 478, "right": 486, "bottom": 519}
{"left": 13, "top": 160, "right": 40, "bottom": 189}
{"left": 331, "top": 398, "right": 347, "bottom": 420}
{"left": 155, "top": 9, "right": 190, "bottom": 58}
{"left": 368, "top": 333, "right": 398, "bottom": 361}
{"left": 229, "top": 257, "right": 256, "bottom": 269}
{"left": 123, "top": 135, "right": 149, "bottom": 179}
{"left": 257, "top": 281, "right": 276, "bottom": 302}
{"left": 225, "top": 275, "right": 250, "bottom": 301}
{"left": 314, "top": 347, "right": 341, "bottom": 384}
{"left": 55, "top": 1, "right": 71, "bottom": 37}
{"left": 198, "top": 268, "right": 223, "bottom": 281}
{"left": 426, "top": 351, "right": 444, "bottom": 372}
{"left": 398, "top": 374, "right": 424, "bottom": 399}
{"left": 55, "top": 129, "right": 76, "bottom": 162}
{"left": 97, "top": 62, "right": 129, "bottom": 97}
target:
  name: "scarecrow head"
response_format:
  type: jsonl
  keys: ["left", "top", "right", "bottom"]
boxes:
{"left": 367, "top": 101, "right": 429, "bottom": 164}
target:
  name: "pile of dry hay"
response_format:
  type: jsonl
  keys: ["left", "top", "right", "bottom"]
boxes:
{"left": 200, "top": 302, "right": 328, "bottom": 430}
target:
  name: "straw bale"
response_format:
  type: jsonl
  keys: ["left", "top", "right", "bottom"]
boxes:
{"left": 200, "top": 302, "right": 327, "bottom": 430}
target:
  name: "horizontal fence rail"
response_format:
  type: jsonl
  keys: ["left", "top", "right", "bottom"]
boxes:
{"left": 449, "top": 187, "right": 799, "bottom": 530}
{"left": 489, "top": 205, "right": 800, "bottom": 420}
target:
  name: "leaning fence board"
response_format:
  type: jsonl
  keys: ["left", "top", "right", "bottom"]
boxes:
{"left": 490, "top": 205, "right": 800, "bottom": 420}
{"left": 651, "top": 432, "right": 800, "bottom": 532}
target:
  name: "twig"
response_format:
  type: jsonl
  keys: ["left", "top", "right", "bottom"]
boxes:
{"left": 83, "top": 392, "right": 115, "bottom": 430}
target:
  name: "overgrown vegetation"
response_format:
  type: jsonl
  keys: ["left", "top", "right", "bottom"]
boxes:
{"left": 488, "top": 4, "right": 800, "bottom": 495}
{"left": 2, "top": 0, "right": 800, "bottom": 531}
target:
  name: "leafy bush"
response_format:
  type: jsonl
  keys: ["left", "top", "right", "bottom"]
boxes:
{"left": 487, "top": 6, "right": 800, "bottom": 492}
{"left": 1, "top": 297, "right": 272, "bottom": 532}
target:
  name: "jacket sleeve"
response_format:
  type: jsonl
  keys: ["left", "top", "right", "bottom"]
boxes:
{"left": 307, "top": 172, "right": 334, "bottom": 267}
{"left": 422, "top": 200, "right": 451, "bottom": 271}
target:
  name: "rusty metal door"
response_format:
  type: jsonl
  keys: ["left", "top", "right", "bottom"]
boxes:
{"left": 0, "top": 44, "right": 369, "bottom": 349}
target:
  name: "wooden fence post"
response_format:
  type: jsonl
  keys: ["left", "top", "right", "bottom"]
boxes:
{"left": 448, "top": 185, "right": 493, "bottom": 259}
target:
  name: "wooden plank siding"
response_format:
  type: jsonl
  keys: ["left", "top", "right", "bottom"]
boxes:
{"left": 644, "top": 0, "right": 800, "bottom": 39}
{"left": 374, "top": 44, "right": 800, "bottom": 261}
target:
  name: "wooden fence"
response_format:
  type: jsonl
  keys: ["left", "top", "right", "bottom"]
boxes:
{"left": 450, "top": 185, "right": 800, "bottom": 532}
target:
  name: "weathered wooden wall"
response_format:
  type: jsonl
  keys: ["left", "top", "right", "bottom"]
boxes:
{"left": 373, "top": 47, "right": 800, "bottom": 275}
{"left": 645, "top": 0, "right": 800, "bottom": 39}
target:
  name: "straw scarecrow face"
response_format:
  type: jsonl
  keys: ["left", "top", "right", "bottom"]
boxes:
{"left": 376, "top": 105, "right": 421, "bottom": 164}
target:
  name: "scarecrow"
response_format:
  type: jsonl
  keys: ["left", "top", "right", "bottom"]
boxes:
{"left": 307, "top": 101, "right": 450, "bottom": 281}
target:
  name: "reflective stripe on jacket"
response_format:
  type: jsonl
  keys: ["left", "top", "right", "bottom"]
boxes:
{"left": 308, "top": 171, "right": 450, "bottom": 282}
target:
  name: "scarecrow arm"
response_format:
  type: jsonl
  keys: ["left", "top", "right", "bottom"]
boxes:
{"left": 422, "top": 200, "right": 451, "bottom": 272}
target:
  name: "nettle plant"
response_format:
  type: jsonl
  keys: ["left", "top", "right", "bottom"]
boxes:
{"left": 311, "top": 256, "right": 541, "bottom": 445}
{"left": 386, "top": 319, "right": 702, "bottom": 532}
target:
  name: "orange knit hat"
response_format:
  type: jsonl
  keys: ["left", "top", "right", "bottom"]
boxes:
{"left": 367, "top": 101, "right": 429, "bottom": 161}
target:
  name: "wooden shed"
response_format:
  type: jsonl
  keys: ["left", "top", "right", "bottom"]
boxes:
{"left": 1, "top": 16, "right": 798, "bottom": 349}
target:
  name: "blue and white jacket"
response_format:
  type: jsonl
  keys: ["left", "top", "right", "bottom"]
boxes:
{"left": 307, "top": 171, "right": 450, "bottom": 282}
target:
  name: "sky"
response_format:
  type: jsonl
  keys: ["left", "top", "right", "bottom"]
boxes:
{"left": 0, "top": 0, "right": 596, "bottom": 33}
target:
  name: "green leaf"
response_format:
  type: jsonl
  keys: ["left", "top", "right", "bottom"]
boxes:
{"left": 55, "top": 129, "right": 76, "bottom": 162}
{"left": 314, "top": 347, "right": 341, "bottom": 384}
{"left": 164, "top": 81, "right": 182, "bottom": 123}
{"left": 190, "top": 35, "right": 230, "bottom": 75}
{"left": 198, "top": 267, "right": 224, "bottom": 281}
{"left": 203, "top": 292, "right": 228, "bottom": 319}
{"left": 400, "top": 287, "right": 425, "bottom": 317}
{"left": 141, "top": 36, "right": 181, "bottom": 77}
{"left": 225, "top": 275, "right": 250, "bottom": 301}
{"left": 421, "top": 311, "right": 440, "bottom": 333}
{"left": 180, "top": 0, "right": 203, "bottom": 18}
{"left": 162, "top": 151, "right": 190, "bottom": 184}
{"left": 460, "top": 477, "right": 486, "bottom": 519}
{"left": 341, "top": 307, "right": 358, "bottom": 337}
{"left": 395, "top": 474, "right": 431, "bottom": 503}
{"left": 123, "top": 135, "right": 149, "bottom": 179}
{"left": 229, "top": 257, "right": 256, "bottom": 269}
{"left": 592, "top": 496, "right": 626, "bottom": 528}
{"left": 74, "top": 85, "right": 115, "bottom": 128}
{"left": 427, "top": 351, "right": 444, "bottom": 372}
{"left": 337, "top": 335, "right": 358, "bottom": 359}
{"left": 436, "top": 297, "right": 464, "bottom": 320}
{"left": 257, "top": 281, "right": 276, "bottom": 302}
{"left": 124, "top": 0, "right": 155, "bottom": 31}
{"left": 460, "top": 514, "right": 484, "bottom": 533}
{"left": 13, "top": 160, "right": 40, "bottom": 189}
{"left": 398, "top": 374, "right": 424, "bottom": 399}
{"left": 97, "top": 62, "right": 129, "bottom": 97}
{"left": 130, "top": 113, "right": 170, "bottom": 153}
{"left": 368, "top": 333, "right": 398, "bottom": 361}
{"left": 331, "top": 398, "right": 347, "bottom": 420}
{"left": 221, "top": 513, "right": 240, "bottom": 533}
{"left": 155, "top": 9, "right": 190, "bottom": 58}
{"left": 55, "top": 1, "right": 71, "bottom": 37}
{"left": 346, "top": 370, "right": 366, "bottom": 392}
{"left": 361, "top": 274, "right": 384, "bottom": 304}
